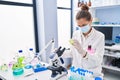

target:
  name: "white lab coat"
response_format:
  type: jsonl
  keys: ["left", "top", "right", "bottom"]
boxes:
{"left": 62, "top": 27, "right": 105, "bottom": 78}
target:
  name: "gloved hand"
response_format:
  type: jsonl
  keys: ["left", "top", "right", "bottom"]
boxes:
{"left": 71, "top": 39, "right": 86, "bottom": 57}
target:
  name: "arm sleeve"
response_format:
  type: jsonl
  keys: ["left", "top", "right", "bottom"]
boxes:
{"left": 62, "top": 49, "right": 73, "bottom": 58}
{"left": 83, "top": 35, "right": 105, "bottom": 67}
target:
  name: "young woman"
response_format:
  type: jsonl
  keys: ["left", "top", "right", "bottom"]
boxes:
{"left": 62, "top": 5, "right": 105, "bottom": 78}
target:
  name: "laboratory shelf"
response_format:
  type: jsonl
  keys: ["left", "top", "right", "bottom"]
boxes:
{"left": 103, "top": 45, "right": 120, "bottom": 73}
{"left": 90, "top": 4, "right": 120, "bottom": 9}
{"left": 92, "top": 25, "right": 120, "bottom": 27}
{"left": 90, "top": 2, "right": 120, "bottom": 78}
{"left": 102, "top": 65, "right": 120, "bottom": 72}
{"left": 105, "top": 45, "right": 120, "bottom": 51}
{"left": 104, "top": 53, "right": 120, "bottom": 58}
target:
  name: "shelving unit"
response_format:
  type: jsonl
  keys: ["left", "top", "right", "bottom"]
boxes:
{"left": 102, "top": 65, "right": 120, "bottom": 72}
{"left": 92, "top": 25, "right": 120, "bottom": 27}
{"left": 90, "top": 4, "right": 120, "bottom": 9}
{"left": 103, "top": 45, "right": 120, "bottom": 71}
{"left": 90, "top": 3, "right": 120, "bottom": 79}
{"left": 90, "top": 4, "right": 120, "bottom": 72}
{"left": 104, "top": 53, "right": 120, "bottom": 58}
{"left": 105, "top": 45, "right": 120, "bottom": 51}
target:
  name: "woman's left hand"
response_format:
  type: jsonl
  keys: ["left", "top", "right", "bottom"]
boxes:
{"left": 72, "top": 39, "right": 86, "bottom": 56}
{"left": 72, "top": 39, "right": 82, "bottom": 52}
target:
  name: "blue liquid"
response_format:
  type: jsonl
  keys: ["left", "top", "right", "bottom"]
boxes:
{"left": 69, "top": 76, "right": 85, "bottom": 80}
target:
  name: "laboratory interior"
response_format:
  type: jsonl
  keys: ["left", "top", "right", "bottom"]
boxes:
{"left": 0, "top": 0, "right": 120, "bottom": 80}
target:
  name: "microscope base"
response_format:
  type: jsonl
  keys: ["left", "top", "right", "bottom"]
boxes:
{"left": 50, "top": 71, "right": 68, "bottom": 80}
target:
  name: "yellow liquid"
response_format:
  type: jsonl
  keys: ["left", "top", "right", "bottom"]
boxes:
{"left": 69, "top": 39, "right": 74, "bottom": 45}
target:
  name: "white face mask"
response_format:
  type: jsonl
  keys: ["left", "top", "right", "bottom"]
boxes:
{"left": 80, "top": 24, "right": 91, "bottom": 33}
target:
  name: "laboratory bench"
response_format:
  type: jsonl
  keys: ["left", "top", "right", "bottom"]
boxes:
{"left": 0, "top": 61, "right": 100, "bottom": 80}
{"left": 0, "top": 62, "right": 68, "bottom": 80}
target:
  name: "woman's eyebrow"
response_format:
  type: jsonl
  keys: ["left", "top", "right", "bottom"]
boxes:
{"left": 78, "top": 24, "right": 87, "bottom": 27}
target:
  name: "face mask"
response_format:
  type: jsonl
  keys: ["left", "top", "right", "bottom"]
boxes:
{"left": 80, "top": 24, "right": 91, "bottom": 33}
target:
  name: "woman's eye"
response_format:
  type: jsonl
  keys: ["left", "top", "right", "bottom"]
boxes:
{"left": 83, "top": 24, "right": 87, "bottom": 26}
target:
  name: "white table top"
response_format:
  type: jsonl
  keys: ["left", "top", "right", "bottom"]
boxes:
{"left": 0, "top": 62, "right": 69, "bottom": 80}
{"left": 0, "top": 62, "right": 95, "bottom": 80}
{"left": 0, "top": 69, "right": 68, "bottom": 80}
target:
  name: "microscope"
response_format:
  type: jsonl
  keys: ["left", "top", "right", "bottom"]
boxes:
{"left": 47, "top": 47, "right": 68, "bottom": 80}
{"left": 26, "top": 39, "right": 68, "bottom": 79}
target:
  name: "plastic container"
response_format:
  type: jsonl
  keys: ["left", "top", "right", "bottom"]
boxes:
{"left": 115, "top": 36, "right": 120, "bottom": 44}
{"left": 18, "top": 50, "right": 24, "bottom": 57}
{"left": 92, "top": 18, "right": 100, "bottom": 25}
{"left": 95, "top": 77, "right": 102, "bottom": 80}
{"left": 70, "top": 66, "right": 94, "bottom": 80}
{"left": 32, "top": 64, "right": 47, "bottom": 73}
{"left": 29, "top": 48, "right": 35, "bottom": 58}
{"left": 85, "top": 71, "right": 93, "bottom": 80}
{"left": 24, "top": 48, "right": 35, "bottom": 64}
{"left": 87, "top": 45, "right": 95, "bottom": 55}
{"left": 13, "top": 68, "right": 24, "bottom": 76}
{"left": 24, "top": 64, "right": 33, "bottom": 69}
{"left": 0, "top": 64, "right": 8, "bottom": 71}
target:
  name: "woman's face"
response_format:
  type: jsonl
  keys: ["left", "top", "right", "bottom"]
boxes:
{"left": 76, "top": 18, "right": 92, "bottom": 27}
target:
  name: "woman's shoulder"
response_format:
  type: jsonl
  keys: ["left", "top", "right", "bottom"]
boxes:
{"left": 94, "top": 28, "right": 105, "bottom": 38}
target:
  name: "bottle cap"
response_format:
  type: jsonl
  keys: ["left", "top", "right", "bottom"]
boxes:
{"left": 18, "top": 50, "right": 23, "bottom": 53}
{"left": 29, "top": 48, "right": 33, "bottom": 51}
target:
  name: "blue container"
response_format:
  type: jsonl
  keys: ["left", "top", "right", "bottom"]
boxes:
{"left": 115, "top": 36, "right": 120, "bottom": 43}
{"left": 33, "top": 64, "right": 47, "bottom": 73}
{"left": 13, "top": 68, "right": 24, "bottom": 76}
{"left": 95, "top": 77, "right": 102, "bottom": 80}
